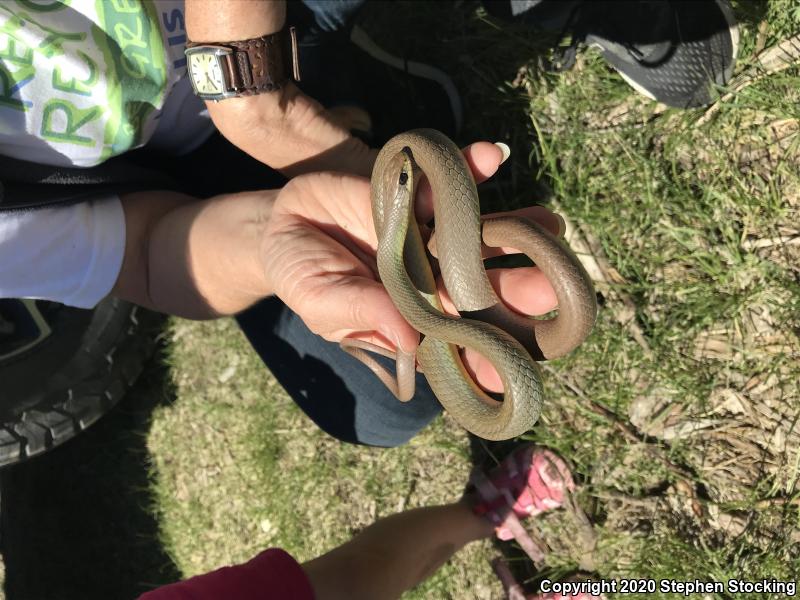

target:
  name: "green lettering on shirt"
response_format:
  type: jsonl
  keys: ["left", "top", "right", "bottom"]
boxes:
{"left": 37, "top": 27, "right": 85, "bottom": 58}
{"left": 0, "top": 64, "right": 34, "bottom": 110}
{"left": 113, "top": 20, "right": 147, "bottom": 51}
{"left": 93, "top": 0, "right": 166, "bottom": 159}
{"left": 109, "top": 0, "right": 140, "bottom": 15}
{"left": 0, "top": 7, "right": 86, "bottom": 59}
{"left": 52, "top": 51, "right": 98, "bottom": 96}
{"left": 40, "top": 98, "right": 101, "bottom": 146}
{"left": 0, "top": 36, "right": 34, "bottom": 66}
{"left": 14, "top": 0, "right": 71, "bottom": 12}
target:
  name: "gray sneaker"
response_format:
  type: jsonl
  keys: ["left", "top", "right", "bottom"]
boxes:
{"left": 492, "top": 0, "right": 739, "bottom": 108}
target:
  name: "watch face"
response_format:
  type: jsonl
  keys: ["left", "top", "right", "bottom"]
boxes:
{"left": 188, "top": 51, "right": 225, "bottom": 96}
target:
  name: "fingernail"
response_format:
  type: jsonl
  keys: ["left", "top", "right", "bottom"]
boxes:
{"left": 555, "top": 213, "right": 567, "bottom": 238}
{"left": 384, "top": 328, "right": 417, "bottom": 354}
{"left": 494, "top": 142, "right": 511, "bottom": 165}
{"left": 393, "top": 333, "right": 408, "bottom": 354}
{"left": 401, "top": 330, "right": 420, "bottom": 354}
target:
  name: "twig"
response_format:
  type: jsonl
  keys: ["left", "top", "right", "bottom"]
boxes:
{"left": 552, "top": 202, "right": 654, "bottom": 358}
{"left": 597, "top": 489, "right": 799, "bottom": 513}
{"left": 698, "top": 34, "right": 800, "bottom": 126}
{"left": 755, "top": 21, "right": 770, "bottom": 55}
{"left": 564, "top": 489, "right": 599, "bottom": 572}
{"left": 542, "top": 363, "right": 696, "bottom": 482}
{"left": 742, "top": 235, "right": 800, "bottom": 250}
{"left": 754, "top": 496, "right": 800, "bottom": 509}
{"left": 594, "top": 491, "right": 662, "bottom": 507}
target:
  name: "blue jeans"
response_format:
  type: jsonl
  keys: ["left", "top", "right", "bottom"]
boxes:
{"left": 287, "top": 1, "right": 368, "bottom": 109}
{"left": 236, "top": 298, "right": 442, "bottom": 447}
{"left": 300, "top": 0, "right": 366, "bottom": 33}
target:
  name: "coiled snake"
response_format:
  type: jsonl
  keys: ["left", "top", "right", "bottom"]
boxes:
{"left": 342, "top": 129, "right": 597, "bottom": 440}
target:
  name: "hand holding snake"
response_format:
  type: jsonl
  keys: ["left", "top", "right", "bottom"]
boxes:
{"left": 342, "top": 130, "right": 597, "bottom": 440}
{"left": 263, "top": 133, "right": 595, "bottom": 439}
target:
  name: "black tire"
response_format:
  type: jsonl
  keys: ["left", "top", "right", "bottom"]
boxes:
{"left": 0, "top": 298, "right": 162, "bottom": 467}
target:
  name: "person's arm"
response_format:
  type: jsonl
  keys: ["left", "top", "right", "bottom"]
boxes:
{"left": 111, "top": 177, "right": 418, "bottom": 355}
{"left": 136, "top": 501, "right": 490, "bottom": 600}
{"left": 185, "top": 0, "right": 376, "bottom": 177}
{"left": 303, "top": 500, "right": 493, "bottom": 600}
{"left": 111, "top": 142, "right": 562, "bottom": 393}
{"left": 112, "top": 188, "right": 278, "bottom": 319}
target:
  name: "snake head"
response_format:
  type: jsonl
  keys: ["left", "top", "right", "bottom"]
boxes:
{"left": 378, "top": 147, "right": 417, "bottom": 222}
{"left": 389, "top": 147, "right": 415, "bottom": 196}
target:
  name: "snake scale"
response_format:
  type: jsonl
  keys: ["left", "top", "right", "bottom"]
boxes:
{"left": 342, "top": 129, "right": 597, "bottom": 440}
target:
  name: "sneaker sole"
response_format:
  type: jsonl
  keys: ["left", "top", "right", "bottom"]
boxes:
{"left": 350, "top": 24, "right": 464, "bottom": 133}
{"left": 591, "top": 0, "right": 739, "bottom": 107}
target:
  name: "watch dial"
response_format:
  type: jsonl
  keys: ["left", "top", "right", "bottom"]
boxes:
{"left": 190, "top": 52, "right": 224, "bottom": 95}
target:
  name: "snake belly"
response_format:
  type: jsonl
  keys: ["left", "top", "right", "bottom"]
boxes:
{"left": 371, "top": 129, "right": 543, "bottom": 440}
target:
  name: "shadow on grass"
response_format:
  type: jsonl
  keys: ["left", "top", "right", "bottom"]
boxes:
{"left": 0, "top": 352, "right": 180, "bottom": 600}
{"left": 354, "top": 0, "right": 557, "bottom": 214}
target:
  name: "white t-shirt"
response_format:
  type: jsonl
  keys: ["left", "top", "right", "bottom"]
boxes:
{"left": 0, "top": 0, "right": 214, "bottom": 308}
{"left": 0, "top": 198, "right": 125, "bottom": 307}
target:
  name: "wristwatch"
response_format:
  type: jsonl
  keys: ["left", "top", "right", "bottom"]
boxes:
{"left": 185, "top": 27, "right": 300, "bottom": 101}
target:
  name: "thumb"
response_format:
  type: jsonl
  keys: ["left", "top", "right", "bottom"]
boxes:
{"left": 331, "top": 277, "right": 419, "bottom": 353}
{"left": 415, "top": 141, "right": 506, "bottom": 223}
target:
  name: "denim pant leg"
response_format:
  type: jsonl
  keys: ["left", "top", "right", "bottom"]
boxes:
{"left": 236, "top": 296, "right": 443, "bottom": 448}
{"left": 300, "top": 0, "right": 366, "bottom": 32}
{"left": 287, "top": 1, "right": 367, "bottom": 108}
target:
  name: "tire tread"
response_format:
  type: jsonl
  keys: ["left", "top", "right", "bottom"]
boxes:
{"left": 0, "top": 300, "right": 162, "bottom": 467}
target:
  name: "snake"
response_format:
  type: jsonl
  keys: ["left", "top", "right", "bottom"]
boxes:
{"left": 341, "top": 129, "right": 597, "bottom": 441}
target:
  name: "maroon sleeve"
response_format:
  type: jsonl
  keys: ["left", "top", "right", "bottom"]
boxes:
{"left": 138, "top": 548, "right": 315, "bottom": 600}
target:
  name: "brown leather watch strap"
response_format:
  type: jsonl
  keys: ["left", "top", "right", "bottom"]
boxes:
{"left": 191, "top": 27, "right": 300, "bottom": 96}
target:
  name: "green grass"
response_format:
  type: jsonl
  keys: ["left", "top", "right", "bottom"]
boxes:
{"left": 147, "top": 318, "right": 500, "bottom": 598}
{"left": 5, "top": 2, "right": 795, "bottom": 599}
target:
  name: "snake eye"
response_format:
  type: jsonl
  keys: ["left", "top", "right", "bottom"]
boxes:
{"left": 394, "top": 147, "right": 414, "bottom": 188}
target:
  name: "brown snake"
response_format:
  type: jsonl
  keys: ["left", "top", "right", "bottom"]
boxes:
{"left": 341, "top": 129, "right": 597, "bottom": 440}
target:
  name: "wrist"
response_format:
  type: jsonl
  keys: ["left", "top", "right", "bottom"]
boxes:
{"left": 205, "top": 82, "right": 308, "bottom": 153}
{"left": 208, "top": 84, "right": 376, "bottom": 177}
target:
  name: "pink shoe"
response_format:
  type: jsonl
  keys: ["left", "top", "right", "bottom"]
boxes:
{"left": 468, "top": 444, "right": 575, "bottom": 563}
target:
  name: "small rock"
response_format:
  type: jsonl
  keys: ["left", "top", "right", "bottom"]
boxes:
{"left": 260, "top": 518, "right": 275, "bottom": 536}
{"left": 218, "top": 365, "right": 237, "bottom": 383}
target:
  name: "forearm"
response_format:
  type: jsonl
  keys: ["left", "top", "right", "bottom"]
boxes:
{"left": 302, "top": 500, "right": 493, "bottom": 600}
{"left": 185, "top": 0, "right": 374, "bottom": 177}
{"left": 186, "top": 0, "right": 285, "bottom": 40}
{"left": 112, "top": 189, "right": 278, "bottom": 319}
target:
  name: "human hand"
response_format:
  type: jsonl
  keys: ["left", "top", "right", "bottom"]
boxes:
{"left": 261, "top": 141, "right": 563, "bottom": 393}
{"left": 187, "top": 0, "right": 377, "bottom": 178}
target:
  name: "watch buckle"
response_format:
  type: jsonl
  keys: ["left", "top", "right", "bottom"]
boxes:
{"left": 288, "top": 26, "right": 301, "bottom": 82}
